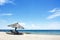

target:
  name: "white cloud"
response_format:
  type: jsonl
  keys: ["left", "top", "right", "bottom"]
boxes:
{"left": 46, "top": 22, "right": 60, "bottom": 29}
{"left": 16, "top": 22, "right": 60, "bottom": 30}
{"left": 0, "top": 20, "right": 13, "bottom": 29}
{"left": 19, "top": 22, "right": 60, "bottom": 30}
{"left": 29, "top": 22, "right": 60, "bottom": 30}
{"left": 0, "top": 20, "right": 60, "bottom": 30}
{"left": 0, "top": 13, "right": 13, "bottom": 16}
{"left": 47, "top": 8, "right": 60, "bottom": 19}
{"left": 49, "top": 8, "right": 57, "bottom": 13}
{"left": 19, "top": 22, "right": 26, "bottom": 26}
{"left": 0, "top": 20, "right": 26, "bottom": 29}
{"left": 0, "top": 0, "right": 15, "bottom": 5}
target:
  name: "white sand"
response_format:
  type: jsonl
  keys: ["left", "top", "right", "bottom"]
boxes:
{"left": 0, "top": 32, "right": 60, "bottom": 40}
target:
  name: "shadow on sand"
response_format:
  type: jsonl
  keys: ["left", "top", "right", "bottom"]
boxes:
{"left": 6, "top": 32, "right": 23, "bottom": 35}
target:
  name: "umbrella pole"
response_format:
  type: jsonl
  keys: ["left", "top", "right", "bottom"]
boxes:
{"left": 15, "top": 27, "right": 17, "bottom": 32}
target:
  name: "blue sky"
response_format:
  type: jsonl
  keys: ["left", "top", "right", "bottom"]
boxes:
{"left": 0, "top": 0, "right": 60, "bottom": 30}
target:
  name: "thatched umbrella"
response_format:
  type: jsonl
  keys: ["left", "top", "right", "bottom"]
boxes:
{"left": 8, "top": 22, "right": 24, "bottom": 31}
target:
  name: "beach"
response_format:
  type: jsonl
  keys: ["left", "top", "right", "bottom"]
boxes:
{"left": 0, "top": 32, "right": 60, "bottom": 40}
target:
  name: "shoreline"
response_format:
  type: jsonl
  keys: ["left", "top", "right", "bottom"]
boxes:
{"left": 0, "top": 32, "right": 60, "bottom": 40}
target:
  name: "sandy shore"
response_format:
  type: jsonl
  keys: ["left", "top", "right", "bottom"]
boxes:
{"left": 0, "top": 32, "right": 60, "bottom": 40}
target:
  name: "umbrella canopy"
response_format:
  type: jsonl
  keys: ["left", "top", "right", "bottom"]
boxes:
{"left": 8, "top": 22, "right": 24, "bottom": 29}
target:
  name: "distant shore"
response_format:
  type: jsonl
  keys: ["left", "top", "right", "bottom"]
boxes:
{"left": 0, "top": 32, "right": 60, "bottom": 40}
